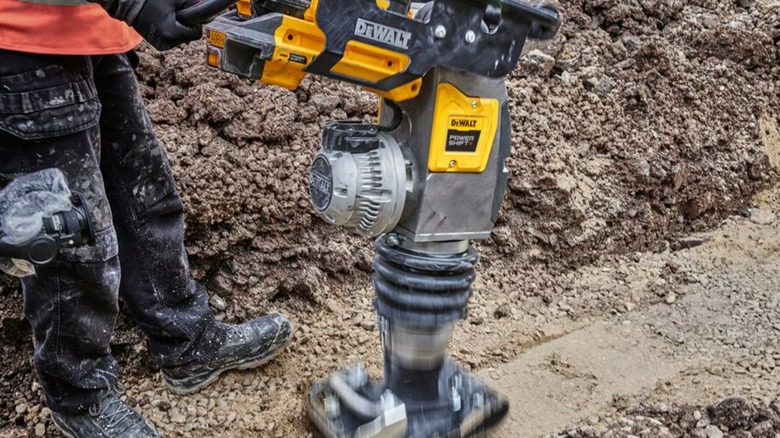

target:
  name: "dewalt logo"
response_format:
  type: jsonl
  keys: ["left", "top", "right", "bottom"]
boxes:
{"left": 355, "top": 19, "right": 411, "bottom": 50}
{"left": 450, "top": 119, "right": 478, "bottom": 128}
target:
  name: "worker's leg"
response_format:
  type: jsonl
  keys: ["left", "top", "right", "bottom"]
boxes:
{"left": 93, "top": 52, "right": 294, "bottom": 394}
{"left": 0, "top": 50, "right": 121, "bottom": 414}
{"left": 92, "top": 51, "right": 224, "bottom": 369}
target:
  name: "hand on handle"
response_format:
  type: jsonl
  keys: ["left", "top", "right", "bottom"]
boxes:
{"left": 91, "top": 0, "right": 235, "bottom": 50}
{"left": 132, "top": 0, "right": 204, "bottom": 50}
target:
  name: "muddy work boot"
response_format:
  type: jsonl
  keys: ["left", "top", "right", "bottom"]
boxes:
{"left": 50, "top": 388, "right": 161, "bottom": 438}
{"left": 163, "top": 313, "right": 295, "bottom": 395}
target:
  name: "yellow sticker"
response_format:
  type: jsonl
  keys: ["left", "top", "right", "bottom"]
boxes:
{"left": 428, "top": 84, "right": 499, "bottom": 173}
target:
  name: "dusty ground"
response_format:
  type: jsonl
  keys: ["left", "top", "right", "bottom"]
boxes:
{"left": 1, "top": 0, "right": 780, "bottom": 437}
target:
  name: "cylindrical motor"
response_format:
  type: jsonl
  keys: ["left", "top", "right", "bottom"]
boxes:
{"left": 309, "top": 121, "right": 409, "bottom": 237}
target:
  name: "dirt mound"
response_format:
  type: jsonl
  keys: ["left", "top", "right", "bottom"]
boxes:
{"left": 134, "top": 0, "right": 779, "bottom": 300}
{"left": 506, "top": 0, "right": 778, "bottom": 265}
{"left": 554, "top": 397, "right": 780, "bottom": 437}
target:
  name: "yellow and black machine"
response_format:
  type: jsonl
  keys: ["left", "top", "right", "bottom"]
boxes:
{"left": 179, "top": 0, "right": 560, "bottom": 436}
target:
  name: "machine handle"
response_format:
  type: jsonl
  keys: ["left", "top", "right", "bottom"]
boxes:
{"left": 177, "top": 0, "right": 238, "bottom": 25}
{"left": 177, "top": 0, "right": 560, "bottom": 36}
{"left": 501, "top": 1, "right": 561, "bottom": 40}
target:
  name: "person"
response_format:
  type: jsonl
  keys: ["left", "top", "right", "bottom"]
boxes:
{"left": 0, "top": 0, "right": 295, "bottom": 436}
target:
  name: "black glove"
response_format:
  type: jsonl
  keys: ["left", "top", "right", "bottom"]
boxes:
{"left": 131, "top": 0, "right": 203, "bottom": 50}
{"left": 91, "top": 0, "right": 202, "bottom": 50}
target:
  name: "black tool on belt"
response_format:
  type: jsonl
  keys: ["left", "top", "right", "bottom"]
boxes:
{"left": 0, "top": 193, "right": 95, "bottom": 266}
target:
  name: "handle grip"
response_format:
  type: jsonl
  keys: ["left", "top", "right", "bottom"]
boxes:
{"left": 177, "top": 0, "right": 238, "bottom": 25}
{"left": 502, "top": 2, "right": 561, "bottom": 40}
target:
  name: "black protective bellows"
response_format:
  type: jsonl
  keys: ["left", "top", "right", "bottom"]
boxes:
{"left": 373, "top": 237, "right": 478, "bottom": 327}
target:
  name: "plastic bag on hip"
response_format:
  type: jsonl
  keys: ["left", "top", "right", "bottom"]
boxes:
{"left": 0, "top": 168, "right": 73, "bottom": 245}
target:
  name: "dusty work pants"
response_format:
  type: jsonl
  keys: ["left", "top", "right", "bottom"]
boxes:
{"left": 0, "top": 49, "right": 221, "bottom": 415}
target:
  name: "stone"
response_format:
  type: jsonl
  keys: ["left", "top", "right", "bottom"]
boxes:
{"left": 705, "top": 425, "right": 724, "bottom": 438}
{"left": 708, "top": 397, "right": 756, "bottom": 430}
{"left": 152, "top": 400, "right": 172, "bottom": 412}
{"left": 631, "top": 157, "right": 651, "bottom": 179}
{"left": 749, "top": 208, "right": 776, "bottom": 225}
{"left": 584, "top": 75, "right": 617, "bottom": 95}
{"left": 209, "top": 294, "right": 228, "bottom": 311}
{"left": 360, "top": 320, "right": 375, "bottom": 331}
{"left": 310, "top": 93, "right": 340, "bottom": 114}
{"left": 678, "top": 236, "right": 708, "bottom": 249}
{"left": 170, "top": 409, "right": 187, "bottom": 424}
{"left": 34, "top": 423, "right": 45, "bottom": 437}
{"left": 517, "top": 49, "right": 557, "bottom": 78}
{"left": 211, "top": 274, "right": 234, "bottom": 295}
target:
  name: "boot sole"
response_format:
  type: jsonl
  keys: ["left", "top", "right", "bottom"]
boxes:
{"left": 51, "top": 409, "right": 163, "bottom": 438}
{"left": 164, "top": 320, "right": 295, "bottom": 396}
{"left": 50, "top": 415, "right": 77, "bottom": 438}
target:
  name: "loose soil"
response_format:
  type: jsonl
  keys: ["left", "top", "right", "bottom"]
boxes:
{"left": 1, "top": 0, "right": 779, "bottom": 437}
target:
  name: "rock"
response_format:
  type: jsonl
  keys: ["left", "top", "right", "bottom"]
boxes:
{"left": 170, "top": 409, "right": 187, "bottom": 424}
{"left": 360, "top": 320, "right": 375, "bottom": 331}
{"left": 211, "top": 274, "right": 234, "bottom": 295}
{"left": 152, "top": 400, "right": 171, "bottom": 412}
{"left": 749, "top": 208, "right": 776, "bottom": 225}
{"left": 310, "top": 93, "right": 341, "bottom": 114}
{"left": 678, "top": 236, "right": 708, "bottom": 249}
{"left": 494, "top": 303, "right": 511, "bottom": 319}
{"left": 209, "top": 294, "right": 228, "bottom": 311}
{"left": 34, "top": 423, "right": 45, "bottom": 437}
{"left": 750, "top": 420, "right": 775, "bottom": 436}
{"left": 708, "top": 397, "right": 756, "bottom": 430}
{"left": 685, "top": 193, "right": 713, "bottom": 219}
{"left": 665, "top": 293, "right": 677, "bottom": 304}
{"left": 326, "top": 299, "right": 339, "bottom": 313}
{"left": 252, "top": 418, "right": 267, "bottom": 431}
{"left": 705, "top": 425, "right": 724, "bottom": 438}
{"left": 517, "top": 49, "right": 557, "bottom": 77}
{"left": 584, "top": 75, "right": 616, "bottom": 95}
{"left": 631, "top": 157, "right": 651, "bottom": 179}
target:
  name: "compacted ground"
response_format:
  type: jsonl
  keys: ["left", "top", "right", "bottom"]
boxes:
{"left": 0, "top": 0, "right": 779, "bottom": 436}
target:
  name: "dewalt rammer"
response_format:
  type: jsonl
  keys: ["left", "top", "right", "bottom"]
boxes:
{"left": 178, "top": 0, "right": 561, "bottom": 436}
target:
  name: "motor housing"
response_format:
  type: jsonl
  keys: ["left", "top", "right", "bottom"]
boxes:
{"left": 309, "top": 121, "right": 409, "bottom": 237}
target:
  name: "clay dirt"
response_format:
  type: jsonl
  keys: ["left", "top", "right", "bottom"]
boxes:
{"left": 1, "top": 0, "right": 780, "bottom": 437}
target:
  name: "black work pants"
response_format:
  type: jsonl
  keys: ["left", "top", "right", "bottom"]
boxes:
{"left": 0, "top": 49, "right": 221, "bottom": 415}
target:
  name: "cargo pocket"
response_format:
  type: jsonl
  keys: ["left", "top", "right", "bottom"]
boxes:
{"left": 0, "top": 63, "right": 101, "bottom": 140}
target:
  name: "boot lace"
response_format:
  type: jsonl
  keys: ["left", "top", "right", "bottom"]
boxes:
{"left": 88, "top": 382, "right": 132, "bottom": 430}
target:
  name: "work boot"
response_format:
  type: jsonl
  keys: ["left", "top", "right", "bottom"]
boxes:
{"left": 163, "top": 312, "right": 295, "bottom": 395}
{"left": 50, "top": 385, "right": 161, "bottom": 438}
